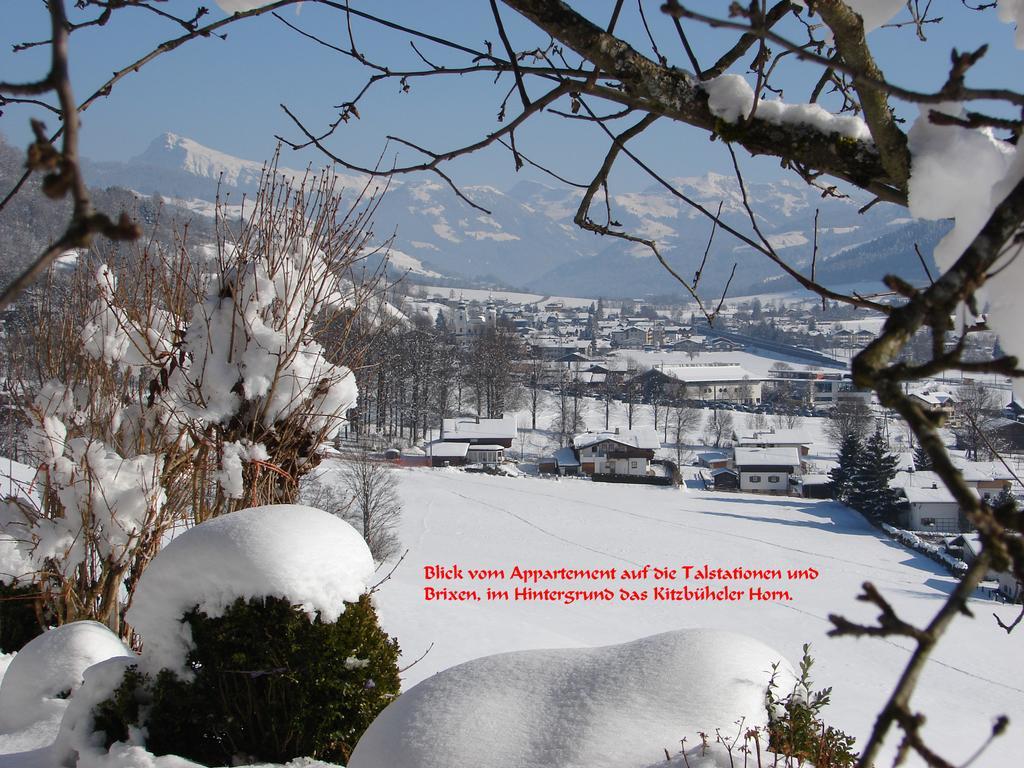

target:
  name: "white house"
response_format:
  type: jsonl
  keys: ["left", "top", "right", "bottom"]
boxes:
{"left": 733, "top": 447, "right": 803, "bottom": 493}
{"left": 901, "top": 485, "right": 969, "bottom": 533}
{"left": 998, "top": 568, "right": 1023, "bottom": 603}
{"left": 892, "top": 470, "right": 981, "bottom": 533}
{"left": 735, "top": 428, "right": 812, "bottom": 457}
{"left": 652, "top": 363, "right": 762, "bottom": 404}
{"left": 572, "top": 429, "right": 661, "bottom": 476}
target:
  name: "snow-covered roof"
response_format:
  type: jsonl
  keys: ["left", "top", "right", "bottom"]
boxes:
{"left": 553, "top": 446, "right": 581, "bottom": 466}
{"left": 127, "top": 504, "right": 375, "bottom": 675}
{"left": 658, "top": 363, "right": 760, "bottom": 383}
{"left": 710, "top": 467, "right": 737, "bottom": 477}
{"left": 948, "top": 457, "right": 1017, "bottom": 482}
{"left": 428, "top": 441, "right": 471, "bottom": 458}
{"left": 466, "top": 444, "right": 506, "bottom": 452}
{"left": 736, "top": 428, "right": 812, "bottom": 447}
{"left": 903, "top": 485, "right": 960, "bottom": 505}
{"left": 698, "top": 451, "right": 730, "bottom": 462}
{"left": 442, "top": 415, "right": 518, "bottom": 441}
{"left": 572, "top": 429, "right": 661, "bottom": 451}
{"left": 911, "top": 390, "right": 956, "bottom": 406}
{"left": 734, "top": 447, "right": 801, "bottom": 467}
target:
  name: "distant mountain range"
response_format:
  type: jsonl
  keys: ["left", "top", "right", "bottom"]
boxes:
{"left": 80, "top": 132, "right": 947, "bottom": 299}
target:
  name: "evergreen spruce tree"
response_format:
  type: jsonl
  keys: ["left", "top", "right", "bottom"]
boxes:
{"left": 850, "top": 431, "right": 903, "bottom": 522}
{"left": 913, "top": 443, "right": 934, "bottom": 471}
{"left": 829, "top": 432, "right": 862, "bottom": 503}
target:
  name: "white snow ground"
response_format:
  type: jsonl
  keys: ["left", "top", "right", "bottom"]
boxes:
{"left": 352, "top": 466, "right": 1024, "bottom": 768}
{"left": 0, "top": 447, "right": 1019, "bottom": 766}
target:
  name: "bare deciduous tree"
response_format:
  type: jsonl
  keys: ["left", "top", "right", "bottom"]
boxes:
{"left": 824, "top": 399, "right": 876, "bottom": 448}
{"left": 670, "top": 401, "right": 701, "bottom": 465}
{"left": 702, "top": 408, "right": 734, "bottom": 449}
{"left": 338, "top": 453, "right": 402, "bottom": 561}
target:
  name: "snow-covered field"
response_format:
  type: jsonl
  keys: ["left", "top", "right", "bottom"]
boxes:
{"left": 358, "top": 466, "right": 1024, "bottom": 767}
{"left": 0, "top": 388, "right": 1020, "bottom": 766}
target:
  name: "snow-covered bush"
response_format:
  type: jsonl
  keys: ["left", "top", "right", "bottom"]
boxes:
{"left": 0, "top": 167, "right": 379, "bottom": 632}
{"left": 0, "top": 621, "right": 132, "bottom": 733}
{"left": 96, "top": 594, "right": 399, "bottom": 765}
{"left": 349, "top": 629, "right": 790, "bottom": 768}
{"left": 91, "top": 504, "right": 399, "bottom": 765}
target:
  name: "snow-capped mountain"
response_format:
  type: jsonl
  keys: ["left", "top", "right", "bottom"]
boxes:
{"left": 83, "top": 133, "right": 942, "bottom": 297}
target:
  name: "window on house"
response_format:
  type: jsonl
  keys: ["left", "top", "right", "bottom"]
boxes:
{"left": 631, "top": 460, "right": 638, "bottom": 469}
{"left": 921, "top": 517, "right": 936, "bottom": 526}
{"left": 749, "top": 475, "right": 762, "bottom": 483}
{"left": 768, "top": 476, "right": 780, "bottom": 483}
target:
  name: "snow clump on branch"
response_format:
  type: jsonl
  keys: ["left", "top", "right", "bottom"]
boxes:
{"left": 906, "top": 102, "right": 1024, "bottom": 394}
{"left": 703, "top": 75, "right": 872, "bottom": 142}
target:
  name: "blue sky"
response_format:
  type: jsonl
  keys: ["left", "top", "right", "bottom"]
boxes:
{"left": 2, "top": 1, "right": 1022, "bottom": 193}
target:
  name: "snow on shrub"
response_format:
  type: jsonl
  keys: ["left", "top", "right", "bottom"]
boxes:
{"left": 880, "top": 524, "right": 968, "bottom": 576}
{"left": 126, "top": 504, "right": 375, "bottom": 675}
{"left": 2, "top": 167, "right": 376, "bottom": 632}
{"left": 0, "top": 372, "right": 168, "bottom": 629}
{"left": 349, "top": 629, "right": 794, "bottom": 768}
{"left": 0, "top": 621, "right": 132, "bottom": 733}
{"left": 87, "top": 504, "right": 397, "bottom": 765}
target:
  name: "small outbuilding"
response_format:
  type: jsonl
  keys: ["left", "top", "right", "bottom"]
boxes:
{"left": 710, "top": 467, "right": 739, "bottom": 491}
{"left": 426, "top": 441, "right": 469, "bottom": 467}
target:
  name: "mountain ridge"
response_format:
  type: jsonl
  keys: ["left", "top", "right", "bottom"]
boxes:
{"left": 80, "top": 132, "right": 944, "bottom": 299}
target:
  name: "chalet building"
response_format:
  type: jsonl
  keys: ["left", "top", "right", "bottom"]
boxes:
{"left": 572, "top": 429, "right": 661, "bottom": 477}
{"left": 984, "top": 418, "right": 1024, "bottom": 452}
{"left": 909, "top": 390, "right": 956, "bottom": 419}
{"left": 697, "top": 451, "right": 731, "bottom": 470}
{"left": 733, "top": 447, "right": 803, "bottom": 493}
{"left": 667, "top": 336, "right": 706, "bottom": 354}
{"left": 610, "top": 326, "right": 648, "bottom": 349}
{"left": 705, "top": 336, "right": 744, "bottom": 352}
{"left": 825, "top": 326, "right": 879, "bottom": 349}
{"left": 765, "top": 368, "right": 871, "bottom": 410}
{"left": 947, "top": 460, "right": 1015, "bottom": 495}
{"left": 630, "top": 363, "right": 761, "bottom": 405}
{"left": 441, "top": 415, "right": 518, "bottom": 448}
{"left": 901, "top": 484, "right": 973, "bottom": 533}
{"left": 891, "top": 470, "right": 980, "bottom": 532}
{"left": 735, "top": 429, "right": 812, "bottom": 457}
{"left": 998, "top": 568, "right": 1023, "bottom": 603}
{"left": 529, "top": 336, "right": 592, "bottom": 360}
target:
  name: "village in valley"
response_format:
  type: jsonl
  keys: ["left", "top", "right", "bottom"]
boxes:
{"left": 334, "top": 287, "right": 1024, "bottom": 605}
{"left": 4, "top": 2, "right": 1024, "bottom": 767}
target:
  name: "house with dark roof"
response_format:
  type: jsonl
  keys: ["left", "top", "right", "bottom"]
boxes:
{"left": 572, "top": 428, "right": 661, "bottom": 477}
{"left": 441, "top": 415, "right": 518, "bottom": 448}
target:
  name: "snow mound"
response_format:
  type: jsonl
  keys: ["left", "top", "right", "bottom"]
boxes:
{"left": 0, "top": 621, "right": 132, "bottom": 732}
{"left": 126, "top": 504, "right": 375, "bottom": 675}
{"left": 349, "top": 629, "right": 791, "bottom": 768}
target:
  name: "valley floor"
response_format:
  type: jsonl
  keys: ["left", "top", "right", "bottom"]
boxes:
{"left": 347, "top": 465, "right": 1024, "bottom": 767}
